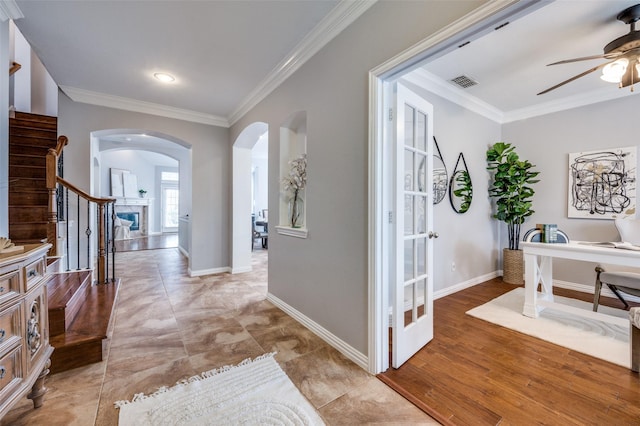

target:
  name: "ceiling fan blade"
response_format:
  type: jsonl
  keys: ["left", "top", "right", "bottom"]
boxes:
{"left": 547, "top": 53, "right": 620, "bottom": 66}
{"left": 537, "top": 61, "right": 614, "bottom": 95}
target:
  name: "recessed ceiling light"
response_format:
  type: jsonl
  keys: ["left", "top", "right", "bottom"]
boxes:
{"left": 153, "top": 72, "right": 175, "bottom": 83}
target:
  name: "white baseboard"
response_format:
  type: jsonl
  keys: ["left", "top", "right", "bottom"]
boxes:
{"left": 178, "top": 246, "right": 189, "bottom": 259}
{"left": 434, "top": 271, "right": 501, "bottom": 300}
{"left": 553, "top": 279, "right": 640, "bottom": 304}
{"left": 231, "top": 266, "right": 252, "bottom": 274}
{"left": 189, "top": 266, "right": 230, "bottom": 277}
{"left": 266, "top": 292, "right": 369, "bottom": 371}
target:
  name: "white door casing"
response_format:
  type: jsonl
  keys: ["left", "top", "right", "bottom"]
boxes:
{"left": 392, "top": 83, "right": 435, "bottom": 368}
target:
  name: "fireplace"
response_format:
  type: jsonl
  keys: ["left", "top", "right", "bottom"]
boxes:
{"left": 116, "top": 212, "right": 140, "bottom": 231}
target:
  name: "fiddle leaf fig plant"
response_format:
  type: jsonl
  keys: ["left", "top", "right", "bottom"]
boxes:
{"left": 486, "top": 142, "right": 539, "bottom": 250}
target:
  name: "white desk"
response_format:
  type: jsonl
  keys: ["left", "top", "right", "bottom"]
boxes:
{"left": 522, "top": 241, "right": 640, "bottom": 327}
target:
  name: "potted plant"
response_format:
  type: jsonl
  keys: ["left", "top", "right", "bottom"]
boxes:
{"left": 486, "top": 142, "right": 539, "bottom": 284}
{"left": 138, "top": 189, "right": 147, "bottom": 198}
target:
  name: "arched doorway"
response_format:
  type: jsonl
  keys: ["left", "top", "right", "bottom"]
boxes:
{"left": 232, "top": 122, "right": 268, "bottom": 273}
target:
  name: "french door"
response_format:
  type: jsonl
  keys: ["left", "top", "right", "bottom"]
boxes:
{"left": 161, "top": 184, "right": 179, "bottom": 233}
{"left": 392, "top": 83, "right": 435, "bottom": 368}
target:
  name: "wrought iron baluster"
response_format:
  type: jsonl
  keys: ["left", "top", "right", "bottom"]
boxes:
{"left": 86, "top": 201, "right": 91, "bottom": 270}
{"left": 65, "top": 187, "right": 70, "bottom": 271}
{"left": 111, "top": 204, "right": 116, "bottom": 282}
{"left": 76, "top": 193, "right": 80, "bottom": 271}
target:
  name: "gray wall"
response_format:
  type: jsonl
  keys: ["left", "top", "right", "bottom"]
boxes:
{"left": 503, "top": 94, "right": 640, "bottom": 286}
{"left": 58, "top": 92, "right": 230, "bottom": 273}
{"left": 230, "top": 1, "right": 485, "bottom": 355}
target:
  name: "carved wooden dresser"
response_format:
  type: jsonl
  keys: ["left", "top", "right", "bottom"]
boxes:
{"left": 0, "top": 243, "right": 53, "bottom": 418}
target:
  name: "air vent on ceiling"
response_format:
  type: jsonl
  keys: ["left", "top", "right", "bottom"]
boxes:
{"left": 450, "top": 75, "right": 478, "bottom": 89}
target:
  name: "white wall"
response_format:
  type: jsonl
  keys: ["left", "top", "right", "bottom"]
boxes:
{"left": 503, "top": 94, "right": 640, "bottom": 287}
{"left": 230, "top": 1, "right": 487, "bottom": 355}
{"left": 58, "top": 93, "right": 229, "bottom": 274}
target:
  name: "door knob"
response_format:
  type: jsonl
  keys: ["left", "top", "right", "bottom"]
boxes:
{"left": 428, "top": 231, "right": 439, "bottom": 239}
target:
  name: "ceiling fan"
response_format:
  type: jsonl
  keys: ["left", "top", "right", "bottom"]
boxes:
{"left": 538, "top": 3, "right": 640, "bottom": 95}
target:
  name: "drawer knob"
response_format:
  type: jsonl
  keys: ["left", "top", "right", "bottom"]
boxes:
{"left": 28, "top": 270, "right": 37, "bottom": 278}
{"left": 0, "top": 287, "right": 4, "bottom": 293}
{"left": 0, "top": 329, "right": 5, "bottom": 342}
{"left": 0, "top": 367, "right": 6, "bottom": 379}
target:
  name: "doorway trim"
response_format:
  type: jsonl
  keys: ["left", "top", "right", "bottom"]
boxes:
{"left": 367, "top": 0, "right": 537, "bottom": 374}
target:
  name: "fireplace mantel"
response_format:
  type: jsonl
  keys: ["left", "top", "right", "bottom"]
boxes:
{"left": 114, "top": 198, "right": 152, "bottom": 236}
{"left": 115, "top": 197, "right": 152, "bottom": 206}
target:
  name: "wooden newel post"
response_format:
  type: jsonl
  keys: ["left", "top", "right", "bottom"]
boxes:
{"left": 46, "top": 148, "right": 58, "bottom": 256}
{"left": 97, "top": 202, "right": 107, "bottom": 284}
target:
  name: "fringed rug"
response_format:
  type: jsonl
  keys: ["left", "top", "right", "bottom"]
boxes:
{"left": 466, "top": 288, "right": 630, "bottom": 367}
{"left": 115, "top": 353, "right": 325, "bottom": 425}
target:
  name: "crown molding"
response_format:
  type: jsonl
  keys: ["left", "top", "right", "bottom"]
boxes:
{"left": 403, "top": 69, "right": 504, "bottom": 123}
{"left": 502, "top": 86, "right": 640, "bottom": 123}
{"left": 60, "top": 85, "right": 229, "bottom": 127}
{"left": 0, "top": 0, "right": 23, "bottom": 22}
{"left": 227, "top": 0, "right": 377, "bottom": 126}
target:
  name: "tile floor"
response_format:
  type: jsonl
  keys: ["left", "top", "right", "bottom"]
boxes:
{"left": 3, "top": 247, "right": 437, "bottom": 425}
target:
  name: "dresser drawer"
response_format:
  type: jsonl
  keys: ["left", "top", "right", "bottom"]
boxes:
{"left": 0, "top": 345, "right": 23, "bottom": 401}
{"left": 0, "top": 266, "right": 21, "bottom": 305}
{"left": 24, "top": 257, "right": 45, "bottom": 292}
{"left": 0, "top": 304, "right": 21, "bottom": 351}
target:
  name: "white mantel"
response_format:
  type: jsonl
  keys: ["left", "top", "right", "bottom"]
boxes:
{"left": 114, "top": 198, "right": 153, "bottom": 235}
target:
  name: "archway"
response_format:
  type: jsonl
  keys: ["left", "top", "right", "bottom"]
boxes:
{"left": 89, "top": 129, "right": 192, "bottom": 260}
{"left": 232, "top": 122, "right": 268, "bottom": 273}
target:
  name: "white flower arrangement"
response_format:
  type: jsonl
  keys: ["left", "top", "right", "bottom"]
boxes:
{"left": 282, "top": 154, "right": 307, "bottom": 195}
{"left": 281, "top": 154, "right": 307, "bottom": 227}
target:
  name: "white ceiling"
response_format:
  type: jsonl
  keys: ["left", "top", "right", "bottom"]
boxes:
{"left": 413, "top": 0, "right": 640, "bottom": 122}
{"left": 10, "top": 1, "right": 640, "bottom": 129}
{"left": 11, "top": 0, "right": 372, "bottom": 127}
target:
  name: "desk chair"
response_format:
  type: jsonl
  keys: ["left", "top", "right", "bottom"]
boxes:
{"left": 593, "top": 218, "right": 640, "bottom": 311}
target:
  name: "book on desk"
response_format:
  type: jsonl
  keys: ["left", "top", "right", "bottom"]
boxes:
{"left": 579, "top": 241, "right": 640, "bottom": 251}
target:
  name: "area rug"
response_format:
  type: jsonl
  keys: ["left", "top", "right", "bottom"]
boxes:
{"left": 466, "top": 288, "right": 630, "bottom": 368}
{"left": 115, "top": 353, "right": 325, "bottom": 425}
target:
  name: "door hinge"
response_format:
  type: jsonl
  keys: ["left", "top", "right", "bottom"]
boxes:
{"left": 388, "top": 108, "right": 393, "bottom": 121}
{"left": 388, "top": 211, "right": 393, "bottom": 223}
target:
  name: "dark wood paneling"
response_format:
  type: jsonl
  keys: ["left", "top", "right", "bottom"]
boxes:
{"left": 8, "top": 206, "right": 47, "bottom": 222}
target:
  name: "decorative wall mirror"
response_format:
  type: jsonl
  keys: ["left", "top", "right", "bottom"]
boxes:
{"left": 449, "top": 153, "right": 473, "bottom": 214}
{"left": 421, "top": 137, "right": 448, "bottom": 204}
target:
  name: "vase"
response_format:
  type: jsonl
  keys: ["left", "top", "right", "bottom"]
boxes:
{"left": 503, "top": 248, "right": 524, "bottom": 285}
{"left": 288, "top": 195, "right": 304, "bottom": 228}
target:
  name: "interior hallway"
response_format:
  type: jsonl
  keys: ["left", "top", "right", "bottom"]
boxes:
{"left": 2, "top": 247, "right": 435, "bottom": 425}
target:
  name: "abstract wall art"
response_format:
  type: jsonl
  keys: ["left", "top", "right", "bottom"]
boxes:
{"left": 568, "top": 146, "right": 636, "bottom": 219}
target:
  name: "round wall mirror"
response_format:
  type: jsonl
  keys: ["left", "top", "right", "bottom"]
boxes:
{"left": 449, "top": 153, "right": 472, "bottom": 214}
{"left": 432, "top": 137, "right": 447, "bottom": 204}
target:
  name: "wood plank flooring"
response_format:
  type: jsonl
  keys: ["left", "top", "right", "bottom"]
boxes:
{"left": 114, "top": 233, "right": 178, "bottom": 252}
{"left": 378, "top": 278, "right": 640, "bottom": 425}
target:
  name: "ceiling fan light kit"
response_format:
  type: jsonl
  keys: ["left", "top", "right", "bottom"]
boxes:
{"left": 539, "top": 3, "right": 640, "bottom": 94}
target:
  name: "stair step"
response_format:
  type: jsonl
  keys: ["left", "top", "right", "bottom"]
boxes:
{"left": 8, "top": 126, "right": 57, "bottom": 140}
{"left": 49, "top": 280, "right": 120, "bottom": 374}
{"left": 8, "top": 166, "right": 46, "bottom": 179}
{"left": 9, "top": 206, "right": 47, "bottom": 222}
{"left": 8, "top": 223, "right": 48, "bottom": 241}
{"left": 10, "top": 117, "right": 57, "bottom": 131}
{"left": 9, "top": 154, "right": 46, "bottom": 167}
{"left": 6, "top": 178, "right": 46, "bottom": 191}
{"left": 8, "top": 191, "right": 48, "bottom": 205}
{"left": 8, "top": 144, "right": 51, "bottom": 157}
{"left": 47, "top": 270, "right": 92, "bottom": 337}
{"left": 14, "top": 111, "right": 57, "bottom": 125}
{"left": 9, "top": 135, "right": 58, "bottom": 149}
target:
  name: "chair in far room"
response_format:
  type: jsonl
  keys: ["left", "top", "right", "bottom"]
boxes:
{"left": 252, "top": 215, "right": 268, "bottom": 250}
{"left": 114, "top": 216, "right": 133, "bottom": 240}
{"left": 593, "top": 218, "right": 640, "bottom": 311}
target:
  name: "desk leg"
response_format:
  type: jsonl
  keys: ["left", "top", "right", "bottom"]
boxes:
{"left": 523, "top": 254, "right": 554, "bottom": 318}
{"left": 523, "top": 252, "right": 539, "bottom": 318}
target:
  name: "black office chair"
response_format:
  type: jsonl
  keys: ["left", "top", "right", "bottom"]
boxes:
{"left": 593, "top": 218, "right": 640, "bottom": 311}
{"left": 252, "top": 215, "right": 268, "bottom": 250}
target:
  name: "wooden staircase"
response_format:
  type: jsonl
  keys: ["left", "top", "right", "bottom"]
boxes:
{"left": 8, "top": 112, "right": 58, "bottom": 245}
{"left": 46, "top": 266, "right": 120, "bottom": 375}
{"left": 8, "top": 112, "right": 120, "bottom": 374}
